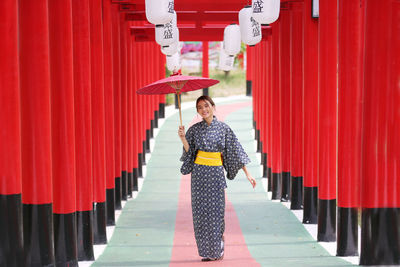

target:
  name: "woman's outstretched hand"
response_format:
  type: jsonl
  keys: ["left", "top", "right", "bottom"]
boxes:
{"left": 247, "top": 174, "right": 257, "bottom": 188}
{"left": 178, "top": 126, "right": 190, "bottom": 153}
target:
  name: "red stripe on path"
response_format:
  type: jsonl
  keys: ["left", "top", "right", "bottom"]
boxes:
{"left": 170, "top": 101, "right": 259, "bottom": 266}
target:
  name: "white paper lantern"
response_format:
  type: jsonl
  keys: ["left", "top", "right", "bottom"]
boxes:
{"left": 239, "top": 6, "right": 262, "bottom": 46}
{"left": 252, "top": 0, "right": 280, "bottom": 24}
{"left": 155, "top": 11, "right": 178, "bottom": 47}
{"left": 218, "top": 46, "right": 235, "bottom": 71}
{"left": 166, "top": 52, "right": 181, "bottom": 73}
{"left": 145, "top": 0, "right": 174, "bottom": 25}
{"left": 223, "top": 24, "right": 241, "bottom": 56}
{"left": 161, "top": 29, "right": 180, "bottom": 56}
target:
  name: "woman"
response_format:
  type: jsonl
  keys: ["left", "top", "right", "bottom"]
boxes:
{"left": 178, "top": 95, "right": 257, "bottom": 261}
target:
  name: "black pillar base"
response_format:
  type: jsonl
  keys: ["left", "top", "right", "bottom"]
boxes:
{"left": 145, "top": 130, "right": 151, "bottom": 153}
{"left": 267, "top": 167, "right": 272, "bottom": 192}
{"left": 246, "top": 80, "right": 252, "bottom": 96}
{"left": 203, "top": 87, "right": 209, "bottom": 96}
{"left": 23, "top": 203, "right": 55, "bottom": 267}
{"left": 93, "top": 202, "right": 107, "bottom": 245}
{"left": 360, "top": 208, "right": 400, "bottom": 265}
{"left": 159, "top": 103, "right": 165, "bottom": 118}
{"left": 0, "top": 194, "right": 24, "bottom": 267}
{"left": 127, "top": 172, "right": 133, "bottom": 197}
{"left": 271, "top": 172, "right": 282, "bottom": 200}
{"left": 303, "top": 186, "right": 318, "bottom": 224}
{"left": 262, "top": 153, "right": 267, "bottom": 178}
{"left": 142, "top": 142, "right": 147, "bottom": 165}
{"left": 281, "top": 172, "right": 291, "bottom": 202}
{"left": 290, "top": 176, "right": 303, "bottom": 210}
{"left": 317, "top": 199, "right": 336, "bottom": 242}
{"left": 54, "top": 212, "right": 78, "bottom": 267}
{"left": 106, "top": 188, "right": 115, "bottom": 226}
{"left": 254, "top": 123, "right": 257, "bottom": 138}
{"left": 154, "top": 110, "right": 159, "bottom": 128}
{"left": 115, "top": 177, "right": 122, "bottom": 210}
{"left": 150, "top": 120, "right": 154, "bottom": 138}
{"left": 133, "top": 168, "right": 139, "bottom": 191}
{"left": 138, "top": 153, "right": 143, "bottom": 177}
{"left": 76, "top": 210, "right": 94, "bottom": 261}
{"left": 121, "top": 171, "right": 128, "bottom": 201}
{"left": 261, "top": 152, "right": 265, "bottom": 166}
{"left": 257, "top": 133, "right": 262, "bottom": 153}
{"left": 337, "top": 207, "right": 358, "bottom": 257}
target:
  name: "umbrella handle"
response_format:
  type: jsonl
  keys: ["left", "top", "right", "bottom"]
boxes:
{"left": 177, "top": 92, "right": 183, "bottom": 126}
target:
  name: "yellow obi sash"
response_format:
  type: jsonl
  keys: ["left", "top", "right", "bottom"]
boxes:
{"left": 194, "top": 150, "right": 223, "bottom": 166}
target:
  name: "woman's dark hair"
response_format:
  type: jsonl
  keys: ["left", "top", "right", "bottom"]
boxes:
{"left": 196, "top": 95, "right": 215, "bottom": 110}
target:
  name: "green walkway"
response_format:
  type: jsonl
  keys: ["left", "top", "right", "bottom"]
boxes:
{"left": 93, "top": 98, "right": 353, "bottom": 267}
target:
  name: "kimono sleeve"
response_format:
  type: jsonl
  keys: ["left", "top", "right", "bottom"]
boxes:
{"left": 223, "top": 126, "right": 250, "bottom": 180}
{"left": 180, "top": 126, "right": 196, "bottom": 175}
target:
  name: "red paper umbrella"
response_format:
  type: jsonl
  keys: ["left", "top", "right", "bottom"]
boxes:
{"left": 137, "top": 74, "right": 219, "bottom": 125}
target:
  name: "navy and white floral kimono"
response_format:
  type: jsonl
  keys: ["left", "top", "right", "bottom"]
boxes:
{"left": 180, "top": 116, "right": 250, "bottom": 258}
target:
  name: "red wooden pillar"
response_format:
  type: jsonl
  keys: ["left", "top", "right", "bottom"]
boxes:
{"left": 261, "top": 39, "right": 268, "bottom": 179}
{"left": 280, "top": 5, "right": 291, "bottom": 202}
{"left": 136, "top": 42, "right": 145, "bottom": 177}
{"left": 19, "top": 0, "right": 55, "bottom": 265}
{"left": 317, "top": 0, "right": 338, "bottom": 242}
{"left": 72, "top": 0, "right": 94, "bottom": 260}
{"left": 141, "top": 44, "right": 150, "bottom": 160}
{"left": 158, "top": 46, "right": 166, "bottom": 118}
{"left": 337, "top": 0, "right": 363, "bottom": 257}
{"left": 259, "top": 42, "right": 264, "bottom": 157}
{"left": 48, "top": 1, "right": 78, "bottom": 264}
{"left": 90, "top": 0, "right": 107, "bottom": 244}
{"left": 254, "top": 44, "right": 261, "bottom": 154}
{"left": 127, "top": 21, "right": 134, "bottom": 196}
{"left": 252, "top": 45, "right": 258, "bottom": 147}
{"left": 246, "top": 45, "right": 253, "bottom": 96}
{"left": 266, "top": 32, "right": 273, "bottom": 191}
{"left": 361, "top": 0, "right": 400, "bottom": 265}
{"left": 120, "top": 13, "right": 128, "bottom": 201}
{"left": 144, "top": 44, "right": 152, "bottom": 155}
{"left": 153, "top": 44, "right": 159, "bottom": 130}
{"left": 153, "top": 44, "right": 160, "bottom": 130}
{"left": 103, "top": 0, "right": 116, "bottom": 225}
{"left": 131, "top": 39, "right": 141, "bottom": 188}
{"left": 251, "top": 44, "right": 257, "bottom": 135}
{"left": 202, "top": 41, "right": 209, "bottom": 96}
{"left": 302, "top": 0, "right": 319, "bottom": 224}
{"left": 258, "top": 43, "right": 263, "bottom": 155}
{"left": 271, "top": 20, "right": 282, "bottom": 200}
{"left": 0, "top": 1, "right": 23, "bottom": 266}
{"left": 290, "top": 1, "right": 304, "bottom": 210}
{"left": 112, "top": 3, "right": 122, "bottom": 210}
{"left": 149, "top": 45, "right": 156, "bottom": 140}
{"left": 258, "top": 41, "right": 267, "bottom": 179}
{"left": 159, "top": 55, "right": 167, "bottom": 118}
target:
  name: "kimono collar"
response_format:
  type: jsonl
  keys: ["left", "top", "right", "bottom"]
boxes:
{"left": 202, "top": 116, "right": 218, "bottom": 128}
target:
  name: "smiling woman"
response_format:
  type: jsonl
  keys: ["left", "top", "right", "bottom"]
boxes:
{"left": 177, "top": 95, "right": 256, "bottom": 262}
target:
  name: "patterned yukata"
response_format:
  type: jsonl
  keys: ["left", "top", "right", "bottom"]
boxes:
{"left": 180, "top": 116, "right": 250, "bottom": 258}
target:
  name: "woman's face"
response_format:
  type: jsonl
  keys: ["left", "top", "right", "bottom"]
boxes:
{"left": 197, "top": 99, "right": 214, "bottom": 120}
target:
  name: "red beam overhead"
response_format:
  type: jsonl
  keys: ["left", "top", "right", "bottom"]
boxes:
{"left": 120, "top": 0, "right": 276, "bottom": 41}
{"left": 114, "top": 0, "right": 248, "bottom": 11}
{"left": 131, "top": 25, "right": 271, "bottom": 42}
{"left": 125, "top": 11, "right": 239, "bottom": 23}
